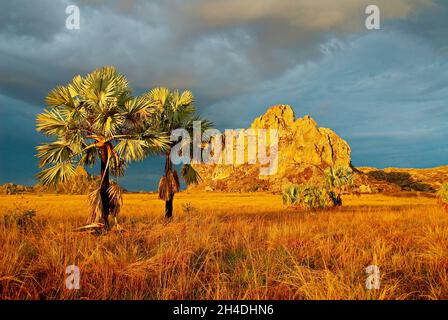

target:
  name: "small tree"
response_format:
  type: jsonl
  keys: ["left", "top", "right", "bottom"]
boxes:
{"left": 36, "top": 66, "right": 169, "bottom": 229}
{"left": 325, "top": 166, "right": 353, "bottom": 206}
{"left": 437, "top": 183, "right": 448, "bottom": 210}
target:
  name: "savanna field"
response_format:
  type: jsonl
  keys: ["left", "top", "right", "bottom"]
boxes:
{"left": 1, "top": 192, "right": 447, "bottom": 300}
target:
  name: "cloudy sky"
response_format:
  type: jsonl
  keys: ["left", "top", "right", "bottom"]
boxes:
{"left": 0, "top": 0, "right": 447, "bottom": 190}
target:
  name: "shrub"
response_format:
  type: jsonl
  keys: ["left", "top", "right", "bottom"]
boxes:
{"left": 182, "top": 202, "right": 199, "bottom": 215}
{"left": 437, "top": 183, "right": 448, "bottom": 209}
{"left": 4, "top": 208, "right": 37, "bottom": 230}
{"left": 282, "top": 184, "right": 332, "bottom": 210}
{"left": 282, "top": 185, "right": 304, "bottom": 206}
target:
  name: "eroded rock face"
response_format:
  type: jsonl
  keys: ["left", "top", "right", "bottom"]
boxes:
{"left": 193, "top": 105, "right": 352, "bottom": 192}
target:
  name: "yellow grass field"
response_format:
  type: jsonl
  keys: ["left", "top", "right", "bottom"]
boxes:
{"left": 0, "top": 192, "right": 447, "bottom": 300}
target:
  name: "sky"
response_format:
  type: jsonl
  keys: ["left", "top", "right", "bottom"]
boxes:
{"left": 0, "top": 0, "right": 447, "bottom": 191}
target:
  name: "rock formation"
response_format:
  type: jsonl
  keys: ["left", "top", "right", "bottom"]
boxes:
{"left": 193, "top": 104, "right": 352, "bottom": 192}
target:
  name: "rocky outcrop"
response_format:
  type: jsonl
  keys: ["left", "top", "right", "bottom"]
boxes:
{"left": 0, "top": 183, "right": 33, "bottom": 195}
{"left": 193, "top": 105, "right": 352, "bottom": 192}
{"left": 355, "top": 166, "right": 448, "bottom": 193}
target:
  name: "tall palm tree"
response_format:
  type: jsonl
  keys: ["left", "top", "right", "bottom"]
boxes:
{"left": 36, "top": 66, "right": 169, "bottom": 229}
{"left": 143, "top": 88, "right": 212, "bottom": 218}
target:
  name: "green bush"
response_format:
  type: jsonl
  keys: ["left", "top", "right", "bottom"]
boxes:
{"left": 282, "top": 184, "right": 332, "bottom": 210}
{"left": 282, "top": 185, "right": 303, "bottom": 206}
{"left": 437, "top": 183, "right": 448, "bottom": 205}
{"left": 282, "top": 166, "right": 354, "bottom": 210}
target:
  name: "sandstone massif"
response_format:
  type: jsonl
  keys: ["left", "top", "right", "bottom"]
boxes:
{"left": 192, "top": 105, "right": 447, "bottom": 193}
{"left": 193, "top": 104, "right": 351, "bottom": 192}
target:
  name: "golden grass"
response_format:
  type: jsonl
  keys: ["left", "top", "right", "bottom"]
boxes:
{"left": 0, "top": 192, "right": 447, "bottom": 300}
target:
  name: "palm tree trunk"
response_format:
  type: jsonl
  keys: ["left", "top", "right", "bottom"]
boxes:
{"left": 164, "top": 155, "right": 174, "bottom": 219}
{"left": 337, "top": 187, "right": 342, "bottom": 206}
{"left": 100, "top": 149, "right": 110, "bottom": 228}
{"left": 165, "top": 193, "right": 174, "bottom": 218}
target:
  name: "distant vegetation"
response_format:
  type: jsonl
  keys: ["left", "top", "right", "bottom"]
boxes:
{"left": 0, "top": 183, "right": 33, "bottom": 195}
{"left": 282, "top": 184, "right": 331, "bottom": 209}
{"left": 282, "top": 165, "right": 353, "bottom": 210}
{"left": 438, "top": 183, "right": 448, "bottom": 209}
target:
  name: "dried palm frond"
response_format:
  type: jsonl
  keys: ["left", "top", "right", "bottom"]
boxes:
{"left": 168, "top": 170, "right": 180, "bottom": 193}
{"left": 158, "top": 170, "right": 180, "bottom": 200}
{"left": 73, "top": 222, "right": 105, "bottom": 233}
{"left": 110, "top": 157, "right": 126, "bottom": 177}
{"left": 158, "top": 176, "right": 170, "bottom": 201}
{"left": 88, "top": 188, "right": 103, "bottom": 224}
{"left": 108, "top": 183, "right": 123, "bottom": 218}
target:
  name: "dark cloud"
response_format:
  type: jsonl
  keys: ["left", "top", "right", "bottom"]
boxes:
{"left": 0, "top": 0, "right": 68, "bottom": 41}
{"left": 0, "top": 0, "right": 435, "bottom": 106}
{"left": 390, "top": 0, "right": 448, "bottom": 53}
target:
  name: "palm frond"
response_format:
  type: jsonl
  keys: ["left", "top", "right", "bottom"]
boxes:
{"left": 74, "top": 222, "right": 105, "bottom": 232}
{"left": 79, "top": 147, "right": 97, "bottom": 166}
{"left": 168, "top": 170, "right": 180, "bottom": 193}
{"left": 181, "top": 164, "right": 201, "bottom": 185}
{"left": 87, "top": 188, "right": 103, "bottom": 224}
{"left": 122, "top": 96, "right": 153, "bottom": 129}
{"left": 67, "top": 74, "right": 84, "bottom": 98}
{"left": 45, "top": 86, "right": 75, "bottom": 109}
{"left": 36, "top": 140, "right": 74, "bottom": 167}
{"left": 106, "top": 144, "right": 125, "bottom": 177}
{"left": 146, "top": 87, "right": 170, "bottom": 110}
{"left": 114, "top": 138, "right": 149, "bottom": 162}
{"left": 36, "top": 109, "right": 68, "bottom": 136}
{"left": 36, "top": 161, "right": 77, "bottom": 186}
{"left": 82, "top": 66, "right": 130, "bottom": 114}
{"left": 184, "top": 115, "right": 214, "bottom": 135}
{"left": 141, "top": 129, "right": 171, "bottom": 154}
{"left": 179, "top": 90, "right": 194, "bottom": 107}
{"left": 158, "top": 170, "right": 180, "bottom": 201}
{"left": 109, "top": 159, "right": 126, "bottom": 177}
{"left": 108, "top": 184, "right": 123, "bottom": 218}
{"left": 94, "top": 107, "right": 124, "bottom": 137}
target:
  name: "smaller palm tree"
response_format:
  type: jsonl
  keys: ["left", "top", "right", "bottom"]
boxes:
{"left": 36, "top": 66, "right": 169, "bottom": 229}
{"left": 437, "top": 183, "right": 448, "bottom": 210}
{"left": 325, "top": 165, "right": 353, "bottom": 206}
{"left": 143, "top": 88, "right": 212, "bottom": 218}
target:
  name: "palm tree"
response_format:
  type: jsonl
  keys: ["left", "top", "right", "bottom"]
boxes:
{"left": 36, "top": 66, "right": 169, "bottom": 229}
{"left": 143, "top": 88, "right": 212, "bottom": 218}
{"left": 324, "top": 165, "right": 353, "bottom": 206}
